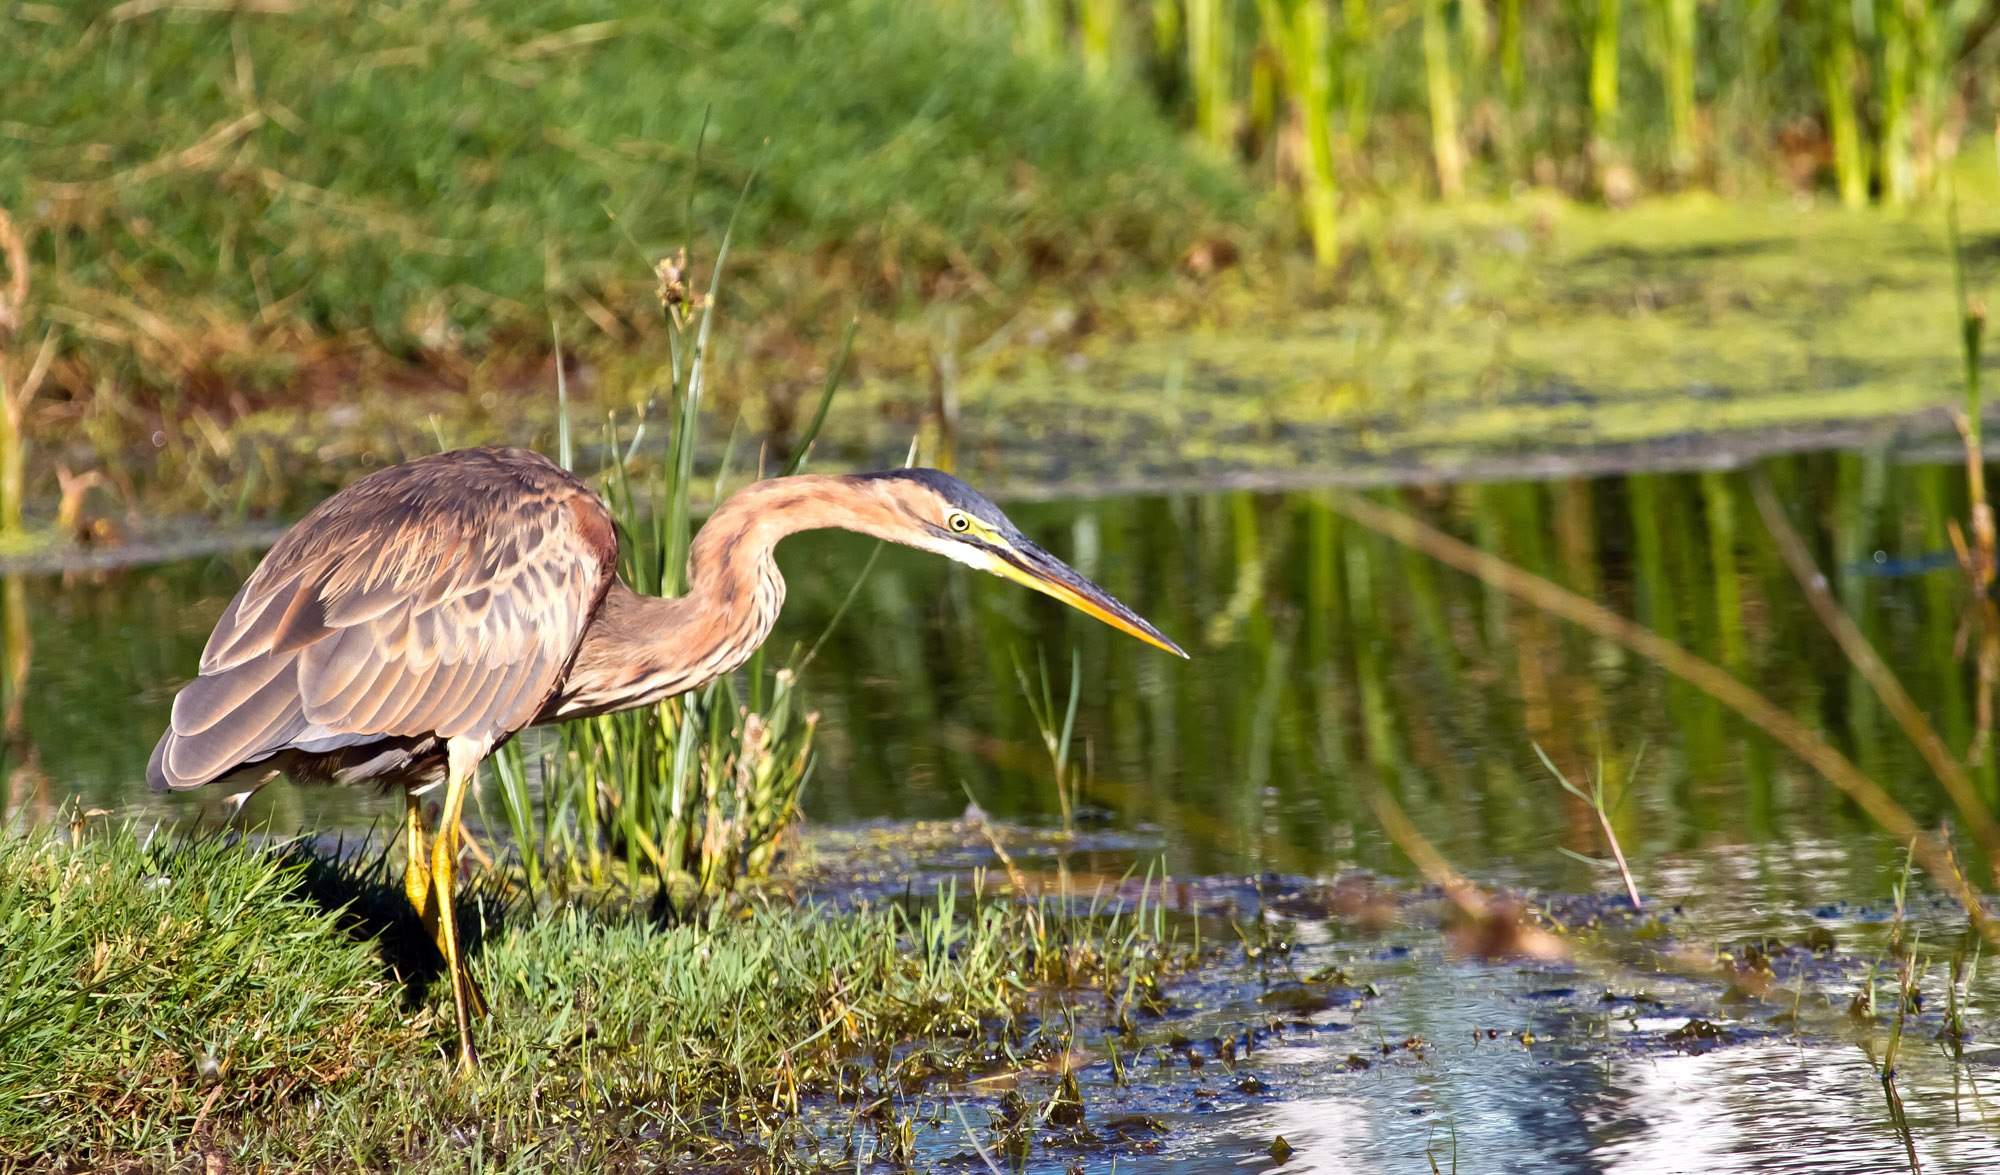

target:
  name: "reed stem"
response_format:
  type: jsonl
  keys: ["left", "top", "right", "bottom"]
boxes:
{"left": 1421, "top": 0, "right": 1465, "bottom": 200}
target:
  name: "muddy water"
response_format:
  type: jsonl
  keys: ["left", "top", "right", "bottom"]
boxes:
{"left": 9, "top": 447, "right": 2000, "bottom": 1170}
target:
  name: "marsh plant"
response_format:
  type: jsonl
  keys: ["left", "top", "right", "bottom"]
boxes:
{"left": 1023, "top": 0, "right": 1995, "bottom": 260}
{"left": 487, "top": 224, "right": 849, "bottom": 913}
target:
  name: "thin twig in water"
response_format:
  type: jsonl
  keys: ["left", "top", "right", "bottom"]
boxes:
{"left": 1363, "top": 779, "right": 1567, "bottom": 961}
{"left": 949, "top": 1098, "right": 1006, "bottom": 1175}
{"left": 1534, "top": 740, "right": 1641, "bottom": 909}
{"left": 1948, "top": 185, "right": 1995, "bottom": 763}
{"left": 960, "top": 782, "right": 1028, "bottom": 896}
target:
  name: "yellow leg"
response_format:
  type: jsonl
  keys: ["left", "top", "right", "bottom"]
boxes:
{"left": 431, "top": 754, "right": 485, "bottom": 1072}
{"left": 403, "top": 791, "right": 431, "bottom": 918}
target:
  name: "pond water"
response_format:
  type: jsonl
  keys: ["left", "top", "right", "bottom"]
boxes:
{"left": 9, "top": 444, "right": 2000, "bottom": 1171}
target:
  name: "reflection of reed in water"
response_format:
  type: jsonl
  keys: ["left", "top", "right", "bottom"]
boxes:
{"left": 0, "top": 208, "right": 50, "bottom": 825}
{"left": 1, "top": 571, "right": 49, "bottom": 824}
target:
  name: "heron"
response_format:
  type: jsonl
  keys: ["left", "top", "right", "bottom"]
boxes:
{"left": 148, "top": 445, "right": 1184, "bottom": 1069}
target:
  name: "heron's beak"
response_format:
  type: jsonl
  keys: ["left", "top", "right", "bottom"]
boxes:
{"left": 988, "top": 540, "right": 1188, "bottom": 658}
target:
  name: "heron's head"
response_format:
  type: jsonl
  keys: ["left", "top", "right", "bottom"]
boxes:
{"left": 854, "top": 469, "right": 1187, "bottom": 658}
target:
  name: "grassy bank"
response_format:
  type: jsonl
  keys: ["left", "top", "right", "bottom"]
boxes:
{"left": 0, "top": 823, "right": 1194, "bottom": 1167}
{"left": 1, "top": 0, "right": 1248, "bottom": 394}
{"left": 4, "top": 1, "right": 1998, "bottom": 540}
{"left": 46, "top": 176, "right": 1988, "bottom": 537}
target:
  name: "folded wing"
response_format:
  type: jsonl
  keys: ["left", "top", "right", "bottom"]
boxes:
{"left": 148, "top": 448, "right": 617, "bottom": 791}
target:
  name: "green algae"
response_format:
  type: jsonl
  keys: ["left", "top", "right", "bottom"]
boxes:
{"left": 19, "top": 167, "right": 2000, "bottom": 546}
{"left": 863, "top": 180, "right": 2000, "bottom": 494}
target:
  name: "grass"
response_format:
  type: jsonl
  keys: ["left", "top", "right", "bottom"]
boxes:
{"left": 0, "top": 820, "right": 1197, "bottom": 1166}
{"left": 1, "top": 0, "right": 1247, "bottom": 392}
{"left": 0, "top": 826, "right": 420, "bottom": 1155}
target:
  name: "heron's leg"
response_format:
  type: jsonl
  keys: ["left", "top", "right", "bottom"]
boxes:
{"left": 431, "top": 742, "right": 486, "bottom": 1072}
{"left": 403, "top": 790, "right": 431, "bottom": 918}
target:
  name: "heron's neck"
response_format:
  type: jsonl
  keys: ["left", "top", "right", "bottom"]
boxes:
{"left": 546, "top": 476, "right": 878, "bottom": 721}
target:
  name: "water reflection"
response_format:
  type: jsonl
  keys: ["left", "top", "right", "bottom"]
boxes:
{"left": 1204, "top": 1040, "right": 2000, "bottom": 1174}
{"left": 7, "top": 449, "right": 1994, "bottom": 905}
{"left": 14, "top": 448, "right": 2000, "bottom": 1170}
{"left": 2, "top": 571, "right": 47, "bottom": 823}
{"left": 1070, "top": 865, "right": 2000, "bottom": 1175}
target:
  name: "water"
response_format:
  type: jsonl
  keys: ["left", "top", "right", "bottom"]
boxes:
{"left": 8, "top": 447, "right": 2000, "bottom": 1170}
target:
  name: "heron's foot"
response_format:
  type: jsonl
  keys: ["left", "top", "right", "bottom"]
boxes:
{"left": 403, "top": 795, "right": 431, "bottom": 917}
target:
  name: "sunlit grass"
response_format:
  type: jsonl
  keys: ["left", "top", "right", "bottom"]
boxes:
{"left": 0, "top": 820, "right": 1197, "bottom": 1165}
{"left": 3, "top": 0, "right": 1245, "bottom": 393}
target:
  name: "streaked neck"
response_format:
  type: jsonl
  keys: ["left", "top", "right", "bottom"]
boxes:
{"left": 542, "top": 475, "right": 871, "bottom": 721}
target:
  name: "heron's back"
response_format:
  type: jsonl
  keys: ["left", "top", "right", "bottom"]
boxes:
{"left": 148, "top": 446, "right": 618, "bottom": 793}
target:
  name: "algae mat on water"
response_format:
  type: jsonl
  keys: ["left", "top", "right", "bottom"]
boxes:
{"left": 84, "top": 188, "right": 2000, "bottom": 535}
{"left": 887, "top": 185, "right": 2000, "bottom": 494}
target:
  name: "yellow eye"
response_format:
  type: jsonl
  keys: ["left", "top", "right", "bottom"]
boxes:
{"left": 947, "top": 511, "right": 973, "bottom": 534}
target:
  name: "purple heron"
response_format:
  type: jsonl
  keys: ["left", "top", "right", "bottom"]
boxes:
{"left": 147, "top": 446, "right": 1184, "bottom": 1069}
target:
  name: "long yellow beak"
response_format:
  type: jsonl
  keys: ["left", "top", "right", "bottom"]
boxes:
{"left": 987, "top": 540, "right": 1188, "bottom": 658}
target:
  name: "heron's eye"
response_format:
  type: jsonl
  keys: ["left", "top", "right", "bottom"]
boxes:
{"left": 947, "top": 511, "right": 973, "bottom": 534}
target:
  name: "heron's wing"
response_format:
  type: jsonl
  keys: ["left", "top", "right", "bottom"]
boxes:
{"left": 149, "top": 448, "right": 618, "bottom": 791}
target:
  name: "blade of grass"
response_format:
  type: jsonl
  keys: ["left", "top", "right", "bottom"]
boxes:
{"left": 1532, "top": 740, "right": 1641, "bottom": 909}
{"left": 779, "top": 316, "right": 859, "bottom": 478}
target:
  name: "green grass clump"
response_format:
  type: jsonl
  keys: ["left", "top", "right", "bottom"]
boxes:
{"left": 1, "top": 0, "right": 1247, "bottom": 389}
{"left": 0, "top": 824, "right": 1189, "bottom": 1166}
{"left": 489, "top": 227, "right": 834, "bottom": 915}
{"left": 0, "top": 825, "right": 418, "bottom": 1156}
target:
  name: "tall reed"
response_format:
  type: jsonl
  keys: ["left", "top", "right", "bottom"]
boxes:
{"left": 1079, "top": 0, "right": 1122, "bottom": 79}
{"left": 1013, "top": 0, "right": 1067, "bottom": 57}
{"left": 1498, "top": 0, "right": 1524, "bottom": 106}
{"left": 1186, "top": 0, "right": 1237, "bottom": 153}
{"left": 1259, "top": 0, "right": 1342, "bottom": 262}
{"left": 1815, "top": 4, "right": 1868, "bottom": 209}
{"left": 1878, "top": 0, "right": 1916, "bottom": 205}
{"left": 998, "top": 0, "right": 1992, "bottom": 215}
{"left": 488, "top": 199, "right": 854, "bottom": 912}
{"left": 1339, "top": 0, "right": 1376, "bottom": 157}
{"left": 1590, "top": 0, "right": 1622, "bottom": 152}
{"left": 1650, "top": 0, "right": 1698, "bottom": 179}
{"left": 1420, "top": 0, "right": 1465, "bottom": 200}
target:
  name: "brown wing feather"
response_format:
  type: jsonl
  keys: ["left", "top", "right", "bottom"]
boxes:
{"left": 148, "top": 447, "right": 618, "bottom": 792}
